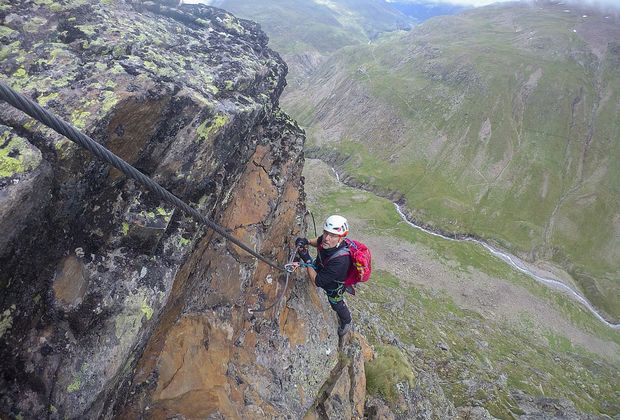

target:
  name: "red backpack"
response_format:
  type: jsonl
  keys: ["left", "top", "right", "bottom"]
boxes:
{"left": 320, "top": 238, "right": 372, "bottom": 292}
{"left": 343, "top": 239, "right": 372, "bottom": 287}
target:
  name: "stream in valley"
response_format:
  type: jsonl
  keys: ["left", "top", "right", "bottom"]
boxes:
{"left": 330, "top": 167, "right": 620, "bottom": 330}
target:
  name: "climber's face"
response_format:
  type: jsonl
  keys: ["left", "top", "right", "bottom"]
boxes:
{"left": 322, "top": 231, "right": 341, "bottom": 249}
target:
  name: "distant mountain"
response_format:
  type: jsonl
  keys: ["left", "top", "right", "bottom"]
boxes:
{"left": 211, "top": 0, "right": 413, "bottom": 84}
{"left": 284, "top": 1, "right": 620, "bottom": 321}
{"left": 388, "top": 1, "right": 469, "bottom": 22}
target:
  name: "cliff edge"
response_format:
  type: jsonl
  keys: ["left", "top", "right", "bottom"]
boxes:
{"left": 0, "top": 1, "right": 346, "bottom": 418}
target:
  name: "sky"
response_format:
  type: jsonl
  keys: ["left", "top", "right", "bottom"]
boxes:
{"left": 186, "top": 0, "right": 620, "bottom": 7}
{"left": 388, "top": 0, "right": 620, "bottom": 7}
{"left": 386, "top": 0, "right": 507, "bottom": 5}
{"left": 182, "top": 0, "right": 620, "bottom": 12}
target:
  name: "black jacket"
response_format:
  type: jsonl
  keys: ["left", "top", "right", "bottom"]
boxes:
{"left": 315, "top": 236, "right": 350, "bottom": 295}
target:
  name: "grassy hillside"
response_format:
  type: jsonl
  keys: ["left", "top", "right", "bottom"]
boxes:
{"left": 304, "top": 159, "right": 620, "bottom": 418}
{"left": 285, "top": 2, "right": 620, "bottom": 321}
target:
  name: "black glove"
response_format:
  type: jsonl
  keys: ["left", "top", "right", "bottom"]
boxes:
{"left": 297, "top": 248, "right": 312, "bottom": 264}
{"left": 295, "top": 237, "right": 309, "bottom": 248}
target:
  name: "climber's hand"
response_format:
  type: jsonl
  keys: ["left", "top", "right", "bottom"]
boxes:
{"left": 297, "top": 248, "right": 312, "bottom": 264}
{"left": 295, "top": 237, "right": 309, "bottom": 248}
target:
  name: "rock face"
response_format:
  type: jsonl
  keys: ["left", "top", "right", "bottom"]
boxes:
{"left": 304, "top": 333, "right": 371, "bottom": 420}
{"left": 0, "top": 1, "right": 341, "bottom": 418}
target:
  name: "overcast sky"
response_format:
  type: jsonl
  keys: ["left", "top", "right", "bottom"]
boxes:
{"left": 183, "top": 0, "right": 620, "bottom": 10}
{"left": 389, "top": 0, "right": 620, "bottom": 7}
{"left": 386, "top": 0, "right": 509, "bottom": 5}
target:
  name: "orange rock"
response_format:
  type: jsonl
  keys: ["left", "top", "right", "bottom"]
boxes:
{"left": 147, "top": 314, "right": 272, "bottom": 418}
{"left": 356, "top": 332, "right": 375, "bottom": 362}
{"left": 52, "top": 255, "right": 88, "bottom": 308}
{"left": 349, "top": 335, "right": 367, "bottom": 419}
{"left": 281, "top": 306, "right": 307, "bottom": 346}
{"left": 305, "top": 334, "right": 368, "bottom": 420}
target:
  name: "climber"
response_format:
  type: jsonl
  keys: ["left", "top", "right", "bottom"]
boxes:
{"left": 294, "top": 215, "right": 353, "bottom": 337}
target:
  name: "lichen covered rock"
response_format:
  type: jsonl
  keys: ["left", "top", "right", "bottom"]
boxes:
{"left": 0, "top": 0, "right": 337, "bottom": 418}
{"left": 0, "top": 126, "right": 52, "bottom": 252}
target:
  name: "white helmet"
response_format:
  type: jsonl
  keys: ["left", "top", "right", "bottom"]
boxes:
{"left": 323, "top": 215, "right": 349, "bottom": 237}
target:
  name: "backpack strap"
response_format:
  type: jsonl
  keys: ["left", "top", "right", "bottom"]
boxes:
{"left": 319, "top": 244, "right": 350, "bottom": 267}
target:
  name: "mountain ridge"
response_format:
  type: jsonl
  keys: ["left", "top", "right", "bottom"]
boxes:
{"left": 211, "top": 0, "right": 414, "bottom": 86}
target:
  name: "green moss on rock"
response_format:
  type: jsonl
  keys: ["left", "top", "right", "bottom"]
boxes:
{"left": 66, "top": 376, "right": 81, "bottom": 393}
{"left": 23, "top": 16, "right": 47, "bottom": 33}
{"left": 140, "top": 300, "right": 153, "bottom": 321}
{"left": 37, "top": 92, "right": 58, "bottom": 106}
{"left": 66, "top": 362, "right": 89, "bottom": 393}
{"left": 155, "top": 206, "right": 173, "bottom": 223}
{"left": 0, "top": 25, "right": 15, "bottom": 38}
{"left": 0, "top": 130, "right": 42, "bottom": 178}
{"left": 101, "top": 91, "right": 119, "bottom": 114}
{"left": 365, "top": 345, "right": 415, "bottom": 402}
{"left": 0, "top": 304, "right": 16, "bottom": 339}
{"left": 70, "top": 110, "right": 91, "bottom": 130}
{"left": 114, "top": 289, "right": 154, "bottom": 343}
{"left": 13, "top": 67, "right": 27, "bottom": 78}
{"left": 76, "top": 25, "right": 97, "bottom": 37}
{"left": 219, "top": 15, "right": 245, "bottom": 35}
{"left": 196, "top": 114, "right": 229, "bottom": 142}
{"left": 0, "top": 41, "right": 20, "bottom": 61}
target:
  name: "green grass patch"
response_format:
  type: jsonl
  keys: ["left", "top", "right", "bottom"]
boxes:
{"left": 352, "top": 272, "right": 620, "bottom": 417}
{"left": 545, "top": 332, "right": 573, "bottom": 352}
{"left": 373, "top": 269, "right": 400, "bottom": 288}
{"left": 365, "top": 345, "right": 415, "bottom": 402}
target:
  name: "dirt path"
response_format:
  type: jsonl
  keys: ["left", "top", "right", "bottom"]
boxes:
{"left": 304, "top": 159, "right": 620, "bottom": 362}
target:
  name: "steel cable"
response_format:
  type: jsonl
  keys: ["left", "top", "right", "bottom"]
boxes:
{"left": 249, "top": 249, "right": 297, "bottom": 313}
{"left": 0, "top": 80, "right": 284, "bottom": 272}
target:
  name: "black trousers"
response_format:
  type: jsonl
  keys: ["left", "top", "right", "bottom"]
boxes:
{"left": 330, "top": 299, "right": 351, "bottom": 326}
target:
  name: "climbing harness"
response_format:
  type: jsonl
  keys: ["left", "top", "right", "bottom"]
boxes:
{"left": 0, "top": 81, "right": 284, "bottom": 272}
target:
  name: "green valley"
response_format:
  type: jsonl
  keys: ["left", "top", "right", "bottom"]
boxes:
{"left": 284, "top": 2, "right": 620, "bottom": 321}
{"left": 304, "top": 158, "right": 620, "bottom": 418}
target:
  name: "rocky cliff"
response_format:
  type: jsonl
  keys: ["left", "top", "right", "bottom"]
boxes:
{"left": 0, "top": 1, "right": 361, "bottom": 418}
